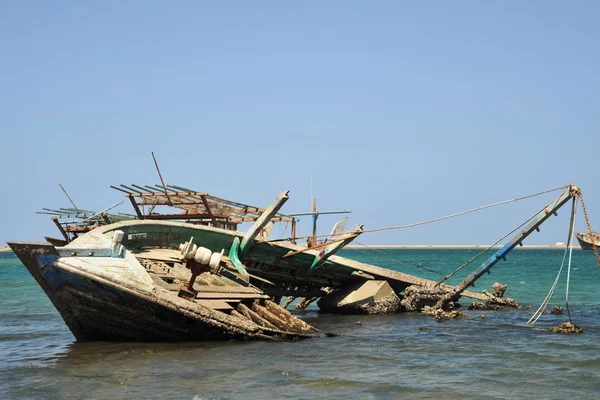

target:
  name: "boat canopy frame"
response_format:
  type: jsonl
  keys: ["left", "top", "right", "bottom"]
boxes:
{"left": 109, "top": 184, "right": 295, "bottom": 231}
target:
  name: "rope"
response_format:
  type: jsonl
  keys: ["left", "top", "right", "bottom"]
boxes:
{"left": 351, "top": 241, "right": 442, "bottom": 275}
{"left": 267, "top": 185, "right": 569, "bottom": 243}
{"left": 565, "top": 200, "right": 577, "bottom": 323}
{"left": 435, "top": 204, "right": 548, "bottom": 286}
{"left": 528, "top": 198, "right": 577, "bottom": 325}
{"left": 528, "top": 246, "right": 568, "bottom": 325}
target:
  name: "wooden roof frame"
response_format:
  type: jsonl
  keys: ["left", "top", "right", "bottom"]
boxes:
{"left": 111, "top": 184, "right": 294, "bottom": 224}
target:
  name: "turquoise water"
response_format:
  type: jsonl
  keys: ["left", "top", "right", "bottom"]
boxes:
{"left": 1, "top": 248, "right": 600, "bottom": 399}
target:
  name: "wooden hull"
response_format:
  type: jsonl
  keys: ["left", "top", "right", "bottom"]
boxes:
{"left": 8, "top": 241, "right": 313, "bottom": 342}
{"left": 92, "top": 220, "right": 488, "bottom": 302}
{"left": 576, "top": 232, "right": 600, "bottom": 250}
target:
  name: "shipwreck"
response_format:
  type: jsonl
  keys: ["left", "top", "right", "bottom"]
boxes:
{"left": 8, "top": 172, "right": 595, "bottom": 341}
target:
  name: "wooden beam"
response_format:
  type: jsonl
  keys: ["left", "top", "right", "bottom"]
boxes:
{"left": 200, "top": 194, "right": 218, "bottom": 226}
{"left": 240, "top": 190, "right": 290, "bottom": 257}
{"left": 151, "top": 152, "right": 172, "bottom": 205}
{"left": 310, "top": 229, "right": 363, "bottom": 269}
{"left": 281, "top": 237, "right": 347, "bottom": 259}
{"left": 101, "top": 213, "right": 111, "bottom": 224}
{"left": 51, "top": 216, "right": 70, "bottom": 242}
{"left": 127, "top": 195, "right": 144, "bottom": 219}
{"left": 230, "top": 216, "right": 294, "bottom": 223}
{"left": 143, "top": 213, "right": 230, "bottom": 220}
{"left": 129, "top": 191, "right": 209, "bottom": 198}
{"left": 139, "top": 200, "right": 210, "bottom": 206}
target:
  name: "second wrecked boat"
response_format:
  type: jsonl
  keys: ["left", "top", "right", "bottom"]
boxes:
{"left": 575, "top": 231, "right": 600, "bottom": 250}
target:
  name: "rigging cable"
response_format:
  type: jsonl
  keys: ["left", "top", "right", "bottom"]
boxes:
{"left": 351, "top": 241, "right": 442, "bottom": 275}
{"left": 528, "top": 197, "right": 577, "bottom": 325}
{"left": 565, "top": 199, "right": 577, "bottom": 323}
{"left": 266, "top": 185, "right": 569, "bottom": 243}
{"left": 435, "top": 204, "right": 548, "bottom": 286}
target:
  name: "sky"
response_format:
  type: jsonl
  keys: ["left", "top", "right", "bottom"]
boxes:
{"left": 1, "top": 1, "right": 599, "bottom": 246}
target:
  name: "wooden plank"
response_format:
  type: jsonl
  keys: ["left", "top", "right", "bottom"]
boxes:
{"left": 131, "top": 191, "right": 209, "bottom": 198}
{"left": 230, "top": 216, "right": 294, "bottom": 223}
{"left": 282, "top": 237, "right": 346, "bottom": 258}
{"left": 193, "top": 285, "right": 260, "bottom": 294}
{"left": 143, "top": 213, "right": 230, "bottom": 220}
{"left": 127, "top": 195, "right": 144, "bottom": 219}
{"left": 132, "top": 248, "right": 181, "bottom": 262}
{"left": 237, "top": 303, "right": 279, "bottom": 330}
{"left": 195, "top": 299, "right": 234, "bottom": 311}
{"left": 194, "top": 292, "right": 269, "bottom": 300}
{"left": 200, "top": 194, "right": 218, "bottom": 226}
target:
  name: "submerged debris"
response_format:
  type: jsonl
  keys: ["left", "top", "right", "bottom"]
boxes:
{"left": 295, "top": 296, "right": 320, "bottom": 310}
{"left": 400, "top": 286, "right": 449, "bottom": 312}
{"left": 468, "top": 282, "right": 519, "bottom": 310}
{"left": 318, "top": 281, "right": 400, "bottom": 314}
{"left": 468, "top": 302, "right": 503, "bottom": 311}
{"left": 402, "top": 282, "right": 520, "bottom": 319}
{"left": 491, "top": 282, "right": 507, "bottom": 298}
{"left": 400, "top": 285, "right": 465, "bottom": 320}
{"left": 467, "top": 298, "right": 519, "bottom": 310}
{"left": 481, "top": 294, "right": 519, "bottom": 308}
{"left": 422, "top": 306, "right": 463, "bottom": 321}
{"left": 552, "top": 322, "right": 583, "bottom": 334}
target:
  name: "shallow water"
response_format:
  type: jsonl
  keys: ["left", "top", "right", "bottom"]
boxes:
{"left": 1, "top": 249, "right": 600, "bottom": 399}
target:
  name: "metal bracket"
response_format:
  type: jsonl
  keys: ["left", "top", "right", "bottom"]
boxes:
{"left": 57, "top": 248, "right": 124, "bottom": 258}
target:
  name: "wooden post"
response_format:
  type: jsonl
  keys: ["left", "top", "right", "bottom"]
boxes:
{"left": 200, "top": 194, "right": 218, "bottom": 226}
{"left": 128, "top": 195, "right": 144, "bottom": 219}
{"left": 239, "top": 190, "right": 289, "bottom": 257}
{"left": 311, "top": 198, "right": 317, "bottom": 247}
{"left": 152, "top": 152, "right": 172, "bottom": 205}
{"left": 101, "top": 213, "right": 111, "bottom": 225}
{"left": 52, "top": 216, "right": 70, "bottom": 242}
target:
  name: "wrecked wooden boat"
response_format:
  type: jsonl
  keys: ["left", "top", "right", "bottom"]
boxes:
{"left": 133, "top": 184, "right": 583, "bottom": 316}
{"left": 28, "top": 183, "right": 491, "bottom": 322}
{"left": 105, "top": 186, "right": 502, "bottom": 313}
{"left": 8, "top": 225, "right": 318, "bottom": 342}
{"left": 575, "top": 231, "right": 600, "bottom": 250}
{"left": 27, "top": 182, "right": 588, "bottom": 322}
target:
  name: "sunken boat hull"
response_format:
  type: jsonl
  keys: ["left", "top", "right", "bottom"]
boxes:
{"left": 8, "top": 237, "right": 318, "bottom": 342}
{"left": 77, "top": 220, "right": 489, "bottom": 314}
{"left": 39, "top": 184, "right": 493, "bottom": 316}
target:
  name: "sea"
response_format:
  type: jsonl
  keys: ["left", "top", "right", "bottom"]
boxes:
{"left": 1, "top": 248, "right": 600, "bottom": 399}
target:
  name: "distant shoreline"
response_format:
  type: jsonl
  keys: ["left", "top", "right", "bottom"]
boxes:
{"left": 0, "top": 245, "right": 581, "bottom": 252}
{"left": 344, "top": 244, "right": 580, "bottom": 249}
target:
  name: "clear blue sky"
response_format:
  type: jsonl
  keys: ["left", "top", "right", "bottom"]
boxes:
{"left": 1, "top": 1, "right": 599, "bottom": 245}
